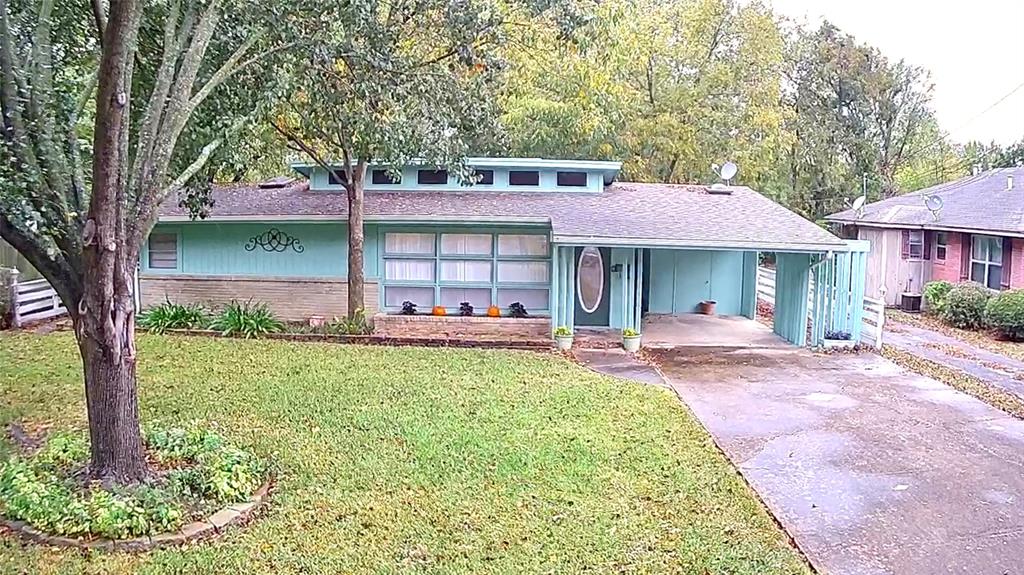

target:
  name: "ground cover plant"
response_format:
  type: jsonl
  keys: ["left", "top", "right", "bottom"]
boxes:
{"left": 0, "top": 332, "right": 810, "bottom": 574}
{"left": 0, "top": 425, "right": 266, "bottom": 540}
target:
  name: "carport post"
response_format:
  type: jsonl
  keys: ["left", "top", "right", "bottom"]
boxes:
{"left": 550, "top": 244, "right": 559, "bottom": 333}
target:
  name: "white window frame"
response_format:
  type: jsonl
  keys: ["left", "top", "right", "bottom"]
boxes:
{"left": 908, "top": 230, "right": 924, "bottom": 259}
{"left": 381, "top": 230, "right": 551, "bottom": 314}
{"left": 970, "top": 234, "right": 1004, "bottom": 290}
{"left": 146, "top": 231, "right": 180, "bottom": 271}
{"left": 935, "top": 232, "right": 948, "bottom": 261}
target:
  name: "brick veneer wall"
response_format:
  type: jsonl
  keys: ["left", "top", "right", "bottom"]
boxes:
{"left": 373, "top": 314, "right": 551, "bottom": 341}
{"left": 930, "top": 232, "right": 964, "bottom": 283}
{"left": 929, "top": 234, "right": 1024, "bottom": 289}
{"left": 139, "top": 274, "right": 379, "bottom": 321}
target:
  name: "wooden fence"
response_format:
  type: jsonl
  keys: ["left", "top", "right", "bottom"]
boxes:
{"left": 5, "top": 270, "right": 68, "bottom": 327}
{"left": 757, "top": 266, "right": 884, "bottom": 349}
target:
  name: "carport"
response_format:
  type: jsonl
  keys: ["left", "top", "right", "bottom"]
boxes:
{"left": 550, "top": 241, "right": 868, "bottom": 348}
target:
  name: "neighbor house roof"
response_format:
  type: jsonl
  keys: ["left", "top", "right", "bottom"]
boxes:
{"left": 159, "top": 181, "right": 848, "bottom": 253}
{"left": 827, "top": 167, "right": 1024, "bottom": 236}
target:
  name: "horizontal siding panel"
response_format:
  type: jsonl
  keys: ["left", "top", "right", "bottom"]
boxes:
{"left": 140, "top": 275, "right": 379, "bottom": 321}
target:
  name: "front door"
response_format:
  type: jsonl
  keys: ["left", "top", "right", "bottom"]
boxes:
{"left": 574, "top": 247, "right": 611, "bottom": 326}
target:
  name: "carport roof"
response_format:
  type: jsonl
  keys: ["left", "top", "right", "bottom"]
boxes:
{"left": 158, "top": 180, "right": 847, "bottom": 253}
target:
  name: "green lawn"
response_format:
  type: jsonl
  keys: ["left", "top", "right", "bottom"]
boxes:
{"left": 0, "top": 332, "right": 809, "bottom": 574}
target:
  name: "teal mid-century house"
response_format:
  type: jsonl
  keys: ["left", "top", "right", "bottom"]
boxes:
{"left": 146, "top": 157, "right": 865, "bottom": 345}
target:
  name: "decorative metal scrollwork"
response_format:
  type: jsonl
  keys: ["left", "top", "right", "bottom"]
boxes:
{"left": 245, "top": 228, "right": 305, "bottom": 253}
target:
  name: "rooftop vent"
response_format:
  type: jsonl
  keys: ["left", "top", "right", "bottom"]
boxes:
{"left": 1009, "top": 174, "right": 1015, "bottom": 191}
{"left": 707, "top": 183, "right": 733, "bottom": 195}
{"left": 259, "top": 177, "right": 295, "bottom": 189}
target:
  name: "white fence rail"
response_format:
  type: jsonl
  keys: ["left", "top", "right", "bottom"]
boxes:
{"left": 6, "top": 270, "right": 68, "bottom": 327}
{"left": 757, "top": 266, "right": 884, "bottom": 349}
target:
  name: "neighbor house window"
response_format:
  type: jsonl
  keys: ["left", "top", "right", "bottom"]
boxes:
{"left": 908, "top": 230, "right": 924, "bottom": 259}
{"left": 556, "top": 171, "right": 588, "bottom": 187}
{"left": 935, "top": 232, "right": 948, "bottom": 261}
{"left": 971, "top": 235, "right": 1003, "bottom": 290}
{"left": 381, "top": 231, "right": 550, "bottom": 313}
{"left": 474, "top": 170, "right": 494, "bottom": 185}
{"left": 508, "top": 170, "right": 540, "bottom": 186}
{"left": 417, "top": 169, "right": 448, "bottom": 185}
{"left": 371, "top": 169, "right": 401, "bottom": 185}
{"left": 147, "top": 233, "right": 178, "bottom": 270}
{"left": 327, "top": 169, "right": 348, "bottom": 186}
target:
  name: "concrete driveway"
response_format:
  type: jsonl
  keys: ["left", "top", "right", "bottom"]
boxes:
{"left": 650, "top": 347, "right": 1024, "bottom": 575}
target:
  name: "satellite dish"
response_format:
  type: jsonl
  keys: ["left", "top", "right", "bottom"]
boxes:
{"left": 924, "top": 195, "right": 944, "bottom": 220}
{"left": 719, "top": 161, "right": 738, "bottom": 181}
{"left": 851, "top": 195, "right": 866, "bottom": 211}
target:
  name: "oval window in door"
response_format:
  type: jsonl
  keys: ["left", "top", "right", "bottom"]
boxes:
{"left": 577, "top": 247, "right": 604, "bottom": 313}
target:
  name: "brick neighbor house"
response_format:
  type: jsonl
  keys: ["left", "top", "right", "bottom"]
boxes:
{"left": 827, "top": 167, "right": 1024, "bottom": 305}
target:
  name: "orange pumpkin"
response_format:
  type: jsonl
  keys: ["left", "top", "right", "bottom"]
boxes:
{"left": 486, "top": 305, "right": 501, "bottom": 317}
{"left": 432, "top": 305, "right": 447, "bottom": 316}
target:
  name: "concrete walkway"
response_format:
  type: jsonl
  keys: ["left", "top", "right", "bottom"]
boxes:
{"left": 887, "top": 321, "right": 1024, "bottom": 400}
{"left": 581, "top": 346, "right": 1024, "bottom": 575}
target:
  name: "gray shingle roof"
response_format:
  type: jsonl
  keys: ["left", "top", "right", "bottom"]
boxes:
{"left": 827, "top": 167, "right": 1024, "bottom": 234}
{"left": 159, "top": 181, "right": 846, "bottom": 252}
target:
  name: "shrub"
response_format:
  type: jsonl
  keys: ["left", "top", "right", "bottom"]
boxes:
{"left": 458, "top": 301, "right": 474, "bottom": 316}
{"left": 985, "top": 290, "right": 1024, "bottom": 340}
{"left": 939, "top": 282, "right": 991, "bottom": 329}
{"left": 553, "top": 326, "right": 572, "bottom": 337}
{"left": 211, "top": 300, "right": 283, "bottom": 338}
{"left": 622, "top": 328, "right": 640, "bottom": 337}
{"left": 400, "top": 301, "right": 417, "bottom": 315}
{"left": 923, "top": 281, "right": 954, "bottom": 314}
{"left": 137, "top": 301, "right": 211, "bottom": 334}
{"left": 508, "top": 302, "right": 528, "bottom": 318}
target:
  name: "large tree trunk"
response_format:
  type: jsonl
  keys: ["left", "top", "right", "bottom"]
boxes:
{"left": 77, "top": 302, "right": 147, "bottom": 484}
{"left": 347, "top": 161, "right": 365, "bottom": 318}
{"left": 79, "top": 0, "right": 147, "bottom": 485}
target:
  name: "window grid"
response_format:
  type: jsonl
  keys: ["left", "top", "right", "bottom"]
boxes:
{"left": 146, "top": 232, "right": 179, "bottom": 271}
{"left": 908, "top": 230, "right": 924, "bottom": 259}
{"left": 382, "top": 232, "right": 550, "bottom": 313}
{"left": 970, "top": 235, "right": 1004, "bottom": 290}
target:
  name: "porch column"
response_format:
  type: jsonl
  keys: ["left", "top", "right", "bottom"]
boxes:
{"left": 633, "top": 249, "right": 643, "bottom": 333}
{"left": 550, "top": 244, "right": 559, "bottom": 334}
{"left": 774, "top": 252, "right": 812, "bottom": 346}
{"left": 565, "top": 246, "right": 575, "bottom": 330}
{"left": 553, "top": 246, "right": 576, "bottom": 330}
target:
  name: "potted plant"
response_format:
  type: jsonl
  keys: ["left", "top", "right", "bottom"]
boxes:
{"left": 697, "top": 300, "right": 717, "bottom": 315}
{"left": 554, "top": 326, "right": 574, "bottom": 351}
{"left": 508, "top": 302, "right": 529, "bottom": 318}
{"left": 823, "top": 330, "right": 854, "bottom": 349}
{"left": 401, "top": 301, "right": 417, "bottom": 315}
{"left": 622, "top": 327, "right": 642, "bottom": 353}
{"left": 458, "top": 301, "right": 474, "bottom": 316}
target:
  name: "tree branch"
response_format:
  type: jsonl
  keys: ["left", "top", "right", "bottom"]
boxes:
{"left": 184, "top": 32, "right": 262, "bottom": 111}
{"left": 91, "top": 0, "right": 107, "bottom": 44}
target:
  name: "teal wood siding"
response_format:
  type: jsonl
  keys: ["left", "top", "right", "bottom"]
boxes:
{"left": 607, "top": 248, "right": 643, "bottom": 331}
{"left": 310, "top": 166, "right": 604, "bottom": 193}
{"left": 647, "top": 249, "right": 753, "bottom": 316}
{"left": 144, "top": 223, "right": 380, "bottom": 278}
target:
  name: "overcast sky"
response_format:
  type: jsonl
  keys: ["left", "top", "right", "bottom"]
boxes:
{"left": 767, "top": 0, "right": 1024, "bottom": 145}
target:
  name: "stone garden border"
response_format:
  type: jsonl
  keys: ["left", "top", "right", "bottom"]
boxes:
{"left": 1, "top": 478, "right": 272, "bottom": 552}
